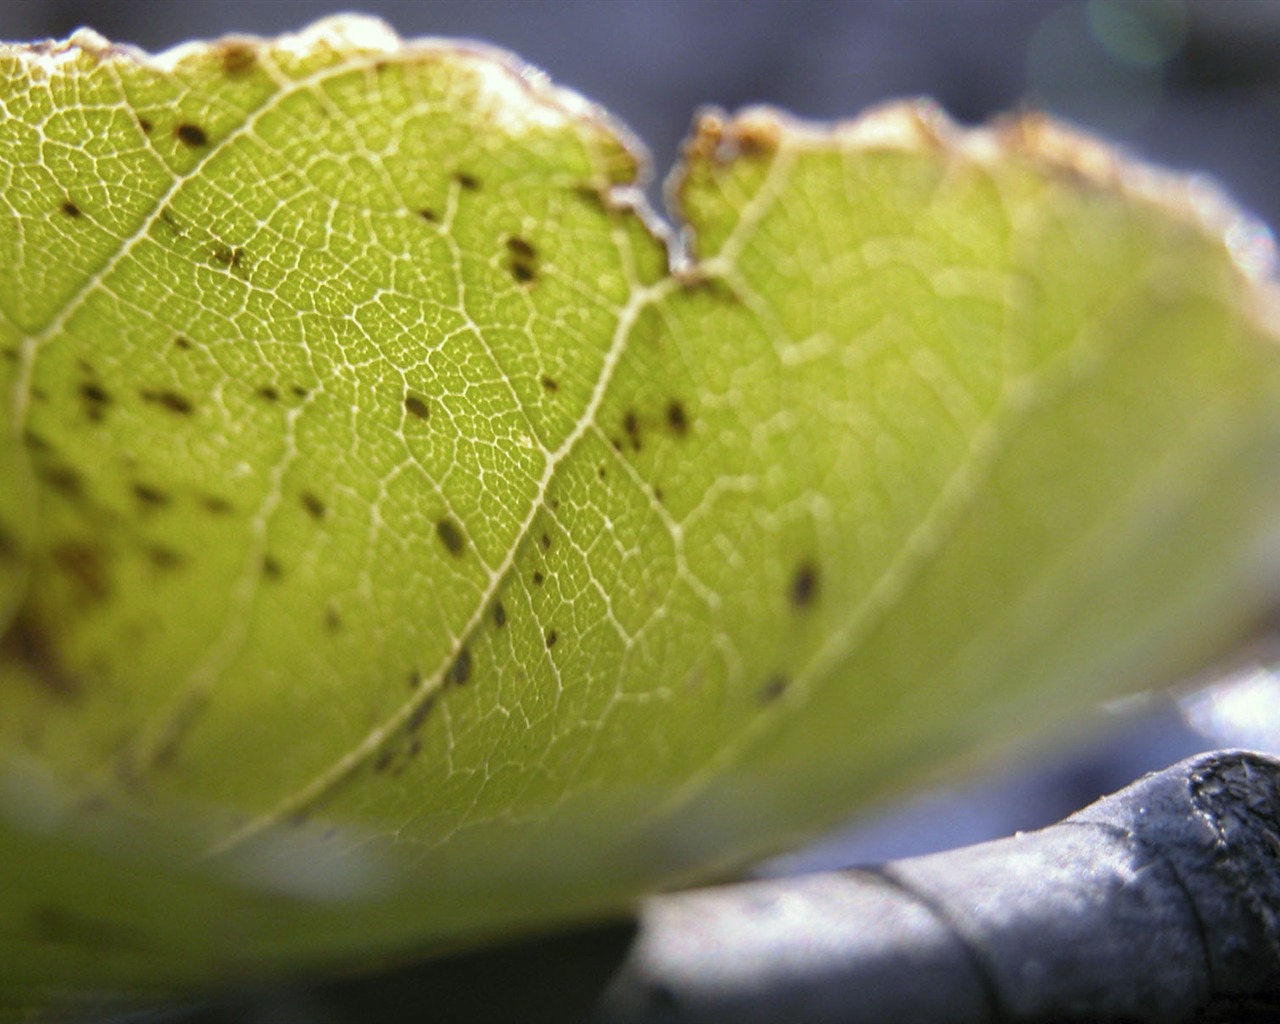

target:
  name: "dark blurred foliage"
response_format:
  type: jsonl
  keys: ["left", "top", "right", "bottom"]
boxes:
{"left": 2, "top": 1, "right": 1279, "bottom": 1020}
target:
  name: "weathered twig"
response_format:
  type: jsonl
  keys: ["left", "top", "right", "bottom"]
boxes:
{"left": 595, "top": 749, "right": 1280, "bottom": 1023}
{"left": 98, "top": 750, "right": 1280, "bottom": 1024}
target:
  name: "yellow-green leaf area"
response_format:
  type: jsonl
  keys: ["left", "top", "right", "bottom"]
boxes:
{"left": 0, "top": 19, "right": 652, "bottom": 817}
{"left": 2, "top": 15, "right": 1280, "bottom": 1012}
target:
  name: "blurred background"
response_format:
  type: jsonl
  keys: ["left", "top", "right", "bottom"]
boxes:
{"left": 3, "top": 0, "right": 1280, "bottom": 1018}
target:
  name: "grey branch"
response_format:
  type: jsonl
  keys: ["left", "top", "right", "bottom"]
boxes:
{"left": 594, "top": 749, "right": 1280, "bottom": 1024}
{"left": 103, "top": 750, "right": 1280, "bottom": 1024}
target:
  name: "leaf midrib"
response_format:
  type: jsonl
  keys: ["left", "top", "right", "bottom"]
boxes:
{"left": 203, "top": 130, "right": 812, "bottom": 851}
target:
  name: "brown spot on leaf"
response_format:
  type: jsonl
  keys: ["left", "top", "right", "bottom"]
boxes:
{"left": 436, "top": 517, "right": 466, "bottom": 556}
{"left": 138, "top": 117, "right": 153, "bottom": 134}
{"left": 504, "top": 236, "right": 539, "bottom": 285}
{"left": 173, "top": 335, "right": 193, "bottom": 351}
{"left": 23, "top": 430, "right": 49, "bottom": 453}
{"left": 686, "top": 111, "right": 725, "bottom": 166}
{"left": 666, "top": 400, "right": 689, "bottom": 437}
{"left": 300, "top": 491, "right": 326, "bottom": 520}
{"left": 732, "top": 116, "right": 783, "bottom": 157}
{"left": 623, "top": 410, "right": 641, "bottom": 451}
{"left": 290, "top": 384, "right": 309, "bottom": 398}
{"left": 200, "top": 494, "right": 232, "bottom": 515}
{"left": 687, "top": 110, "right": 781, "bottom": 168}
{"left": 78, "top": 381, "right": 111, "bottom": 422}
{"left": 60, "top": 200, "right": 81, "bottom": 218}
{"left": 677, "top": 271, "right": 741, "bottom": 303}
{"left": 540, "top": 533, "right": 551, "bottom": 551}
{"left": 791, "top": 562, "right": 819, "bottom": 610}
{"left": 158, "top": 207, "right": 183, "bottom": 235}
{"left": 175, "top": 123, "right": 208, "bottom": 148}
{"left": 210, "top": 243, "right": 247, "bottom": 273}
{"left": 545, "top": 629, "right": 557, "bottom": 649}
{"left": 454, "top": 171, "right": 481, "bottom": 191}
{"left": 218, "top": 41, "right": 256, "bottom": 76}
{"left": 324, "top": 604, "right": 342, "bottom": 633}
{"left": 532, "top": 571, "right": 544, "bottom": 587}
{"left": 540, "top": 375, "right": 559, "bottom": 393}
{"left": 141, "top": 389, "right": 193, "bottom": 415}
{"left": 506, "top": 236, "right": 536, "bottom": 260}
{"left": 407, "top": 695, "right": 436, "bottom": 733}
{"left": 493, "top": 601, "right": 507, "bottom": 628}
{"left": 597, "top": 465, "right": 607, "bottom": 481}
{"left": 147, "top": 209, "right": 181, "bottom": 241}
{"left": 449, "top": 647, "right": 472, "bottom": 685}
{"left": 256, "top": 385, "right": 279, "bottom": 402}
{"left": 374, "top": 748, "right": 394, "bottom": 774}
{"left": 419, "top": 207, "right": 438, "bottom": 222}
{"left": 572, "top": 182, "right": 603, "bottom": 206}
{"left": 404, "top": 394, "right": 430, "bottom": 421}
{"left": 759, "top": 674, "right": 789, "bottom": 703}
{"left": 131, "top": 482, "right": 170, "bottom": 508}
{"left": 40, "top": 464, "right": 83, "bottom": 498}
{"left": 262, "top": 555, "right": 282, "bottom": 580}
{"left": 0, "top": 609, "right": 81, "bottom": 698}
{"left": 51, "top": 540, "right": 110, "bottom": 605}
{"left": 145, "top": 544, "right": 183, "bottom": 570}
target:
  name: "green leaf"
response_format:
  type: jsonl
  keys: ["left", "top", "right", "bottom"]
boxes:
{"left": 2, "top": 15, "right": 1280, "bottom": 1012}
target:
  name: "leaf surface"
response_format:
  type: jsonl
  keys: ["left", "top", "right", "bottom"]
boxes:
{"left": 2, "top": 15, "right": 1280, "bottom": 1012}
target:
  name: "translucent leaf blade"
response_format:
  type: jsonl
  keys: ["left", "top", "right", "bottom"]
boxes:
{"left": 1, "top": 17, "right": 1279, "bottom": 1013}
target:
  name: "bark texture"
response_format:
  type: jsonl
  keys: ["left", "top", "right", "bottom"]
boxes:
{"left": 595, "top": 750, "right": 1280, "bottom": 1023}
